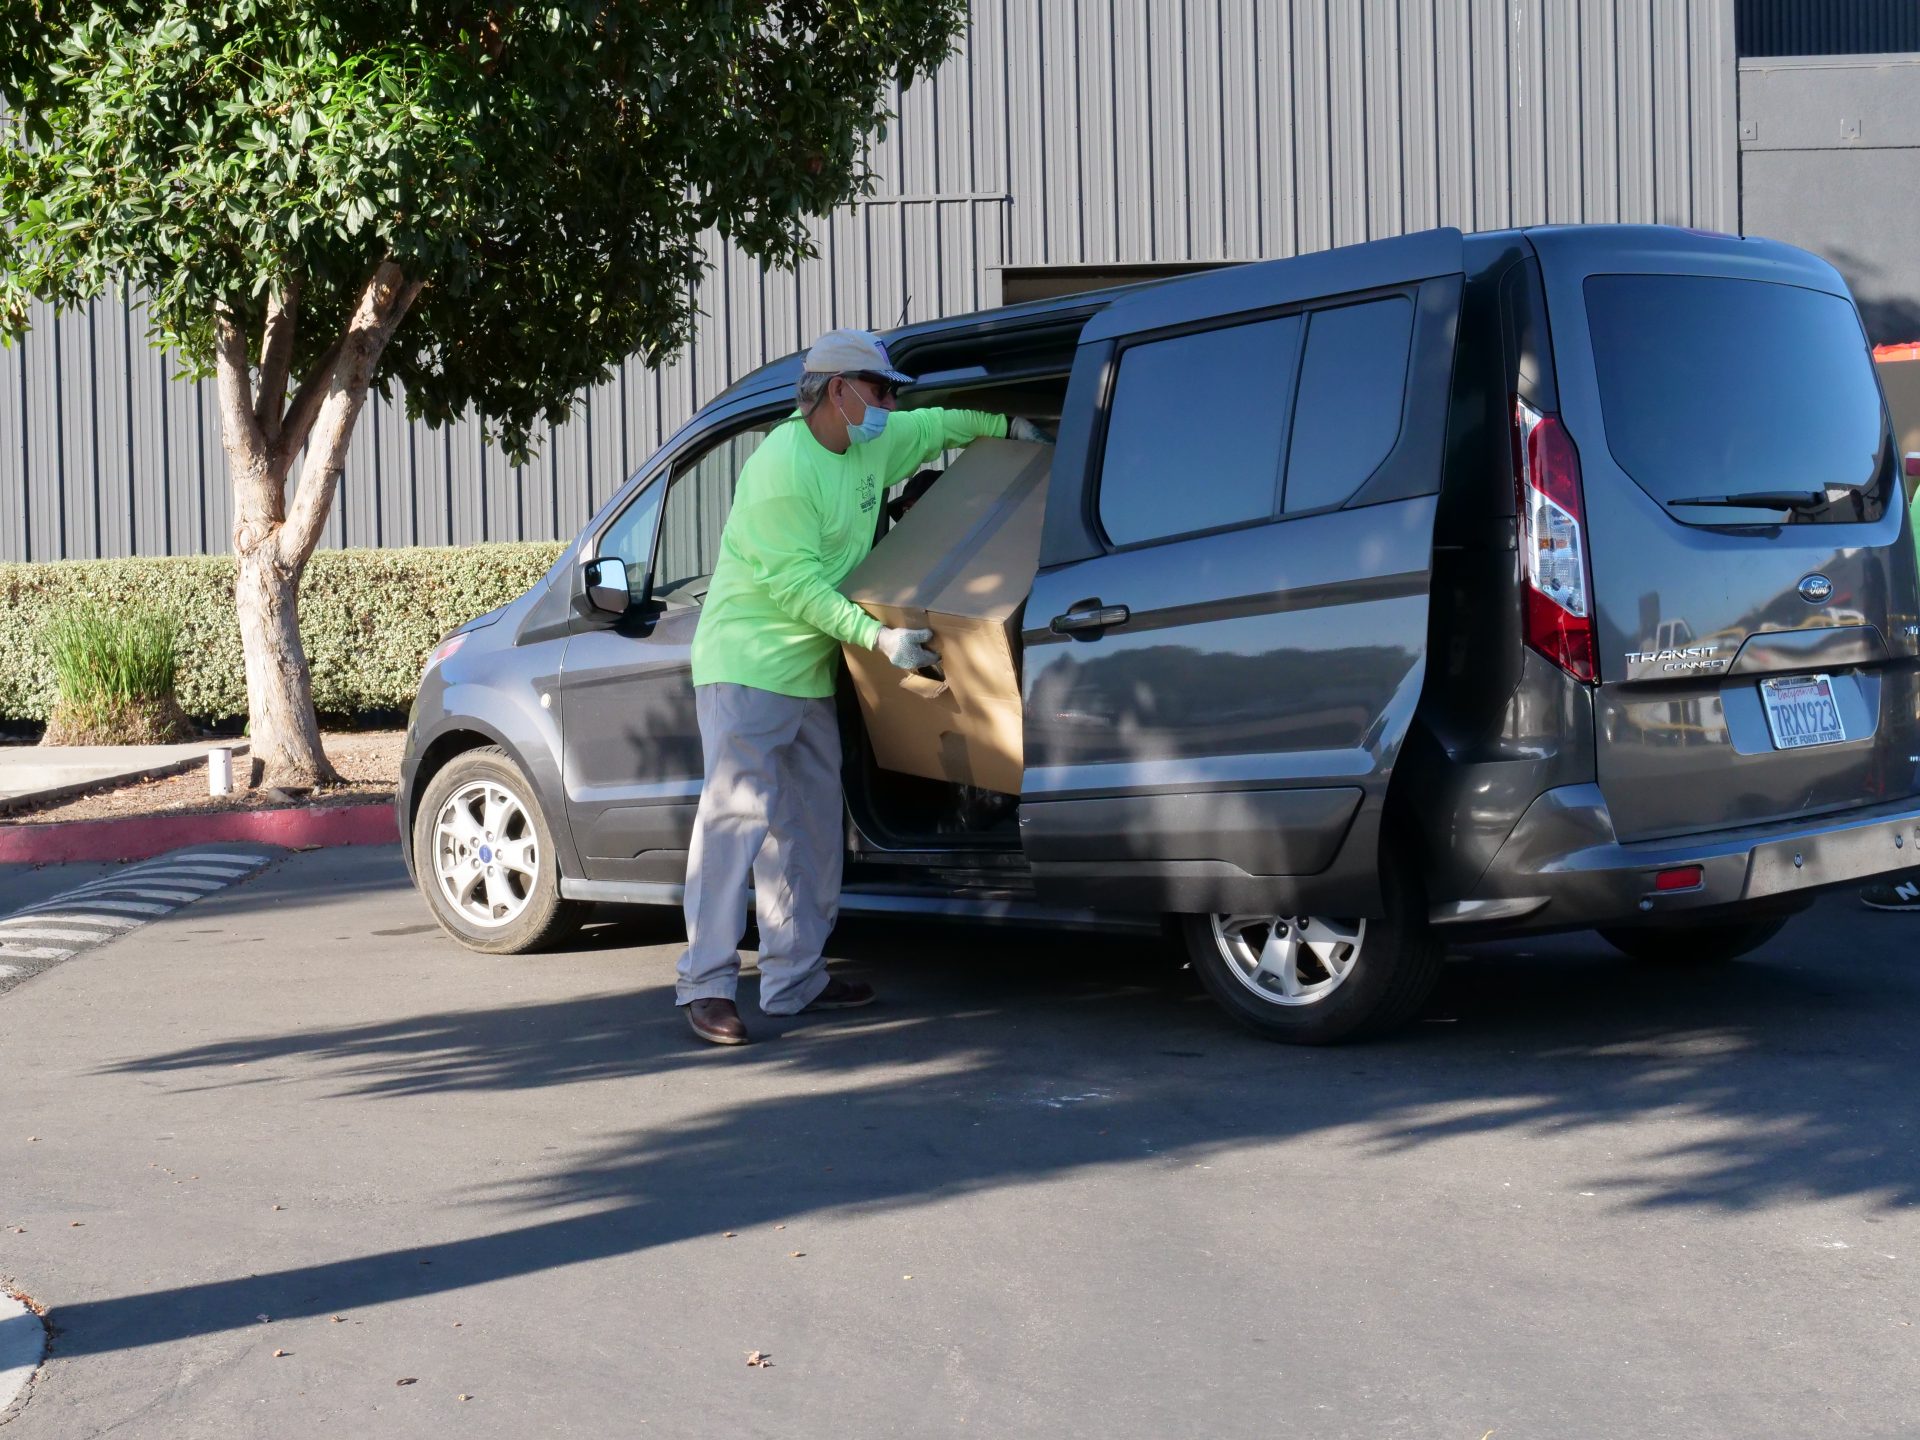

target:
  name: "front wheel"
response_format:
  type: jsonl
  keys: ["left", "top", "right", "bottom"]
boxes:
{"left": 1598, "top": 916, "right": 1788, "bottom": 965}
{"left": 412, "top": 746, "right": 587, "bottom": 954}
{"left": 1180, "top": 866, "right": 1442, "bottom": 1044}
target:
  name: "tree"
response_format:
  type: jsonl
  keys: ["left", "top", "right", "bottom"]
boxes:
{"left": 0, "top": 0, "right": 967, "bottom": 786}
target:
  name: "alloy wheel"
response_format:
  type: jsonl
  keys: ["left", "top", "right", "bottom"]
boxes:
{"left": 1209, "top": 913, "right": 1366, "bottom": 1007}
{"left": 432, "top": 779, "right": 540, "bottom": 928}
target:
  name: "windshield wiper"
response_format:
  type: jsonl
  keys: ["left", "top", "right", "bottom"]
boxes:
{"left": 1667, "top": 490, "right": 1827, "bottom": 512}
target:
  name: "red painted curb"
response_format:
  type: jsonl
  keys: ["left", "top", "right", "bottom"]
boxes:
{"left": 0, "top": 802, "right": 397, "bottom": 866}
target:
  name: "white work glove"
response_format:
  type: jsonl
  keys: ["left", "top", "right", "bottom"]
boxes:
{"left": 874, "top": 625, "right": 939, "bottom": 671}
{"left": 1008, "top": 417, "right": 1056, "bottom": 445}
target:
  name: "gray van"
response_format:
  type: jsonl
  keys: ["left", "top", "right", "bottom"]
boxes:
{"left": 399, "top": 225, "right": 1920, "bottom": 1043}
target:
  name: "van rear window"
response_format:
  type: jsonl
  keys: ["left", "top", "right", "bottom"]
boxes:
{"left": 1584, "top": 274, "right": 1889, "bottom": 524}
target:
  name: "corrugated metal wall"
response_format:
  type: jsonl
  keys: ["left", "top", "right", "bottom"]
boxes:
{"left": 0, "top": 0, "right": 1738, "bottom": 563}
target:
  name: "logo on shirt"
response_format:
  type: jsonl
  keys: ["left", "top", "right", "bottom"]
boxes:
{"left": 860, "top": 474, "right": 877, "bottom": 513}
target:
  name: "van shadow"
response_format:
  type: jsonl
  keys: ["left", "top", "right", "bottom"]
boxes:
{"left": 59, "top": 900, "right": 1920, "bottom": 1358}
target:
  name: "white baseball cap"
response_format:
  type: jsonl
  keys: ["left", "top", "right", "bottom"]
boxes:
{"left": 801, "top": 327, "right": 911, "bottom": 385}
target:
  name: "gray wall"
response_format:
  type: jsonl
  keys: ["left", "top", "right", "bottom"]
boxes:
{"left": 1, "top": 0, "right": 1739, "bottom": 563}
{"left": 1738, "top": 51, "right": 1920, "bottom": 345}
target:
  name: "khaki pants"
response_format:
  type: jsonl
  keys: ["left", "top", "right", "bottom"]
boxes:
{"left": 677, "top": 683, "right": 842, "bottom": 1015}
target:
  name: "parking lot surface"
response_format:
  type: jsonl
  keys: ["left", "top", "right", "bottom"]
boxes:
{"left": 0, "top": 845, "right": 1915, "bottom": 1438}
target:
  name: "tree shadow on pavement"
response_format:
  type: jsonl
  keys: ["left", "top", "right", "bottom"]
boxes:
{"left": 58, "top": 900, "right": 1920, "bottom": 1358}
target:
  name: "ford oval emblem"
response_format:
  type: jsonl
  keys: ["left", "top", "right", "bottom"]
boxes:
{"left": 1798, "top": 574, "right": 1833, "bottom": 604}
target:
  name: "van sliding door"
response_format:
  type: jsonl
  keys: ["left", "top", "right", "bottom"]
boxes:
{"left": 1019, "top": 229, "right": 1465, "bottom": 920}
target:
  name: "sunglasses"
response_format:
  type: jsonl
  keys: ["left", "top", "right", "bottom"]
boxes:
{"left": 843, "top": 371, "right": 902, "bottom": 403}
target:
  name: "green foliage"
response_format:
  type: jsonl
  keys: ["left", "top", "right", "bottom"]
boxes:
{"left": 0, "top": 0, "right": 968, "bottom": 459}
{"left": 41, "top": 603, "right": 191, "bottom": 743}
{"left": 0, "top": 543, "right": 566, "bottom": 722}
{"left": 45, "top": 604, "right": 182, "bottom": 709}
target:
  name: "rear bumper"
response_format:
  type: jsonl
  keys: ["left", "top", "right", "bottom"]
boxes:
{"left": 1432, "top": 784, "right": 1920, "bottom": 932}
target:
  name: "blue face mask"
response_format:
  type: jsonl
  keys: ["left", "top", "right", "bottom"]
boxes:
{"left": 837, "top": 388, "right": 891, "bottom": 445}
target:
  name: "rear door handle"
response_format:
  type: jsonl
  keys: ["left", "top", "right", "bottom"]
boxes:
{"left": 1050, "top": 602, "right": 1131, "bottom": 635}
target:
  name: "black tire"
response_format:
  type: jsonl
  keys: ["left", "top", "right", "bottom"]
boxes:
{"left": 1179, "top": 860, "right": 1442, "bottom": 1045}
{"left": 411, "top": 746, "right": 587, "bottom": 955}
{"left": 1598, "top": 916, "right": 1788, "bottom": 965}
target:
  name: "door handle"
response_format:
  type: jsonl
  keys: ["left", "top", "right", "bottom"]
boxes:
{"left": 1050, "top": 602, "right": 1131, "bottom": 636}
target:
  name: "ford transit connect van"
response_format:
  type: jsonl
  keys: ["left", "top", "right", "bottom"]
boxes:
{"left": 400, "top": 225, "right": 1920, "bottom": 1043}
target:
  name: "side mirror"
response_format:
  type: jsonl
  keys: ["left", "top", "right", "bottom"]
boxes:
{"left": 583, "top": 556, "right": 632, "bottom": 616}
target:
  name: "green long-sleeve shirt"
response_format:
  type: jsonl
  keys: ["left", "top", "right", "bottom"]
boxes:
{"left": 689, "top": 406, "right": 1010, "bottom": 698}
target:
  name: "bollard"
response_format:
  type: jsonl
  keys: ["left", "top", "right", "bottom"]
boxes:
{"left": 208, "top": 746, "right": 234, "bottom": 796}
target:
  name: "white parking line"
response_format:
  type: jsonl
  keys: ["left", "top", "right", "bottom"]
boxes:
{"left": 68, "top": 874, "right": 225, "bottom": 895}
{"left": 0, "top": 849, "right": 275, "bottom": 992}
{"left": 16, "top": 898, "right": 172, "bottom": 918}
{"left": 16, "top": 912, "right": 139, "bottom": 930}
{"left": 58, "top": 887, "right": 217, "bottom": 904}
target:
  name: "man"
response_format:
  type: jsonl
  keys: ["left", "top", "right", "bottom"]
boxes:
{"left": 678, "top": 326, "right": 1049, "bottom": 1045}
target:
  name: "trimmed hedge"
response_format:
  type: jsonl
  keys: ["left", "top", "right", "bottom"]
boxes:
{"left": 0, "top": 543, "right": 568, "bottom": 723}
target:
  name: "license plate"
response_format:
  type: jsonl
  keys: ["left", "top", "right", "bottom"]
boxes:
{"left": 1760, "top": 674, "right": 1847, "bottom": 750}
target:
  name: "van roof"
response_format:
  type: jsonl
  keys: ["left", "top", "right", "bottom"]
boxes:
{"left": 714, "top": 224, "right": 1844, "bottom": 406}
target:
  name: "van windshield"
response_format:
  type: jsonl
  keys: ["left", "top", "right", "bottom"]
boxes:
{"left": 1584, "top": 274, "right": 1889, "bottom": 524}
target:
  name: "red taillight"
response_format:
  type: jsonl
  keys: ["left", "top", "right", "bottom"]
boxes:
{"left": 1654, "top": 865, "right": 1703, "bottom": 892}
{"left": 1513, "top": 398, "right": 1597, "bottom": 684}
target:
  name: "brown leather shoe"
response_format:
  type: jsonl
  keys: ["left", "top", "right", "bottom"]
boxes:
{"left": 802, "top": 977, "right": 876, "bottom": 1011}
{"left": 687, "top": 998, "right": 749, "bottom": 1045}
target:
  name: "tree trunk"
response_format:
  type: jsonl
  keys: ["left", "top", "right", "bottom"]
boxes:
{"left": 213, "top": 263, "right": 423, "bottom": 791}
{"left": 234, "top": 524, "right": 339, "bottom": 789}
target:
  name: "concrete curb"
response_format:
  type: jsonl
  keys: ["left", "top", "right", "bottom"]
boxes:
{"left": 0, "top": 801, "right": 397, "bottom": 865}
{"left": 0, "top": 1290, "right": 44, "bottom": 1418}
{"left": 0, "top": 743, "right": 248, "bottom": 817}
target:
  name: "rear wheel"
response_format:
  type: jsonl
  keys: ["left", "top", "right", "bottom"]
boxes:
{"left": 1180, "top": 864, "right": 1442, "bottom": 1044}
{"left": 1598, "top": 916, "right": 1788, "bottom": 965}
{"left": 412, "top": 746, "right": 587, "bottom": 954}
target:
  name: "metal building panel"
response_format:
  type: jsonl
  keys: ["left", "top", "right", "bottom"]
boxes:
{"left": 1074, "top": 1, "right": 1119, "bottom": 263}
{"left": 92, "top": 295, "right": 133, "bottom": 558}
{"left": 0, "top": 327, "right": 23, "bottom": 562}
{"left": 1327, "top": 2, "right": 1369, "bottom": 246}
{"left": 24, "top": 302, "right": 66, "bottom": 559}
{"left": 968, "top": 0, "right": 1008, "bottom": 196}
{"left": 1110, "top": 1, "right": 1155, "bottom": 262}
{"left": 1147, "top": 4, "right": 1189, "bottom": 259}
{"left": 547, "top": 396, "right": 590, "bottom": 542}
{"left": 1183, "top": 0, "right": 1227, "bottom": 259}
{"left": 1652, "top": 0, "right": 1693, "bottom": 222}
{"left": 1432, "top": 0, "right": 1476, "bottom": 230}
{"left": 119, "top": 305, "right": 166, "bottom": 555}
{"left": 1256, "top": 0, "right": 1300, "bottom": 256}
{"left": 1616, "top": 0, "right": 1658, "bottom": 219}
{"left": 196, "top": 382, "right": 232, "bottom": 557}
{"left": 1540, "top": 0, "right": 1581, "bottom": 222}
{"left": 1042, "top": 0, "right": 1086, "bottom": 262}
{"left": 1219, "top": 0, "right": 1261, "bottom": 258}
{"left": 1292, "top": 0, "right": 1333, "bottom": 254}
{"left": 1508, "top": 0, "right": 1547, "bottom": 225}
{"left": 55, "top": 307, "right": 102, "bottom": 560}
{"left": 1582, "top": 0, "right": 1622, "bottom": 221}
{"left": 1470, "top": 0, "right": 1513, "bottom": 229}
{"left": 1005, "top": 1, "right": 1047, "bottom": 264}
{"left": 1692, "top": 4, "right": 1739, "bottom": 230}
{"left": 1397, "top": 0, "right": 1439, "bottom": 232}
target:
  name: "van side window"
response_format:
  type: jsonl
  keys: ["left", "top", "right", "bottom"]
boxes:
{"left": 652, "top": 423, "right": 776, "bottom": 600}
{"left": 1283, "top": 296, "right": 1415, "bottom": 513}
{"left": 1097, "top": 315, "right": 1301, "bottom": 547}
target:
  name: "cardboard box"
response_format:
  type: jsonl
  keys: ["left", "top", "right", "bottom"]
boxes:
{"left": 840, "top": 438, "right": 1052, "bottom": 794}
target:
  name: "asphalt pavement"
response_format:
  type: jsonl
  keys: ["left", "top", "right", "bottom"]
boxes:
{"left": 0, "top": 844, "right": 1915, "bottom": 1438}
